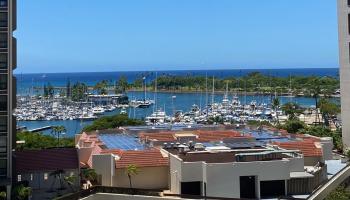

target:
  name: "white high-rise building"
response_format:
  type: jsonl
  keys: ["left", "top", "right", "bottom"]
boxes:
{"left": 338, "top": 0, "right": 350, "bottom": 149}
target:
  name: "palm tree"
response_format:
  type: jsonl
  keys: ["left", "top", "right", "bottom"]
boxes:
{"left": 13, "top": 185, "right": 32, "bottom": 200}
{"left": 0, "top": 191, "right": 6, "bottom": 200}
{"left": 310, "top": 79, "right": 322, "bottom": 124}
{"left": 51, "top": 126, "right": 66, "bottom": 147}
{"left": 272, "top": 98, "right": 280, "bottom": 125}
{"left": 126, "top": 164, "right": 138, "bottom": 191}
{"left": 64, "top": 175, "right": 77, "bottom": 192}
{"left": 49, "top": 169, "right": 66, "bottom": 192}
{"left": 81, "top": 168, "right": 97, "bottom": 183}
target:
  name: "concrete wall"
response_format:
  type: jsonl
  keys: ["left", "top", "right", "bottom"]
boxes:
{"left": 338, "top": 0, "right": 350, "bottom": 149}
{"left": 169, "top": 153, "right": 304, "bottom": 199}
{"left": 92, "top": 154, "right": 115, "bottom": 186}
{"left": 82, "top": 193, "right": 191, "bottom": 200}
{"left": 112, "top": 166, "right": 169, "bottom": 189}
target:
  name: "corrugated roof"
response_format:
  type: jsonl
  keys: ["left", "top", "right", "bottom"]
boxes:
{"left": 16, "top": 148, "right": 79, "bottom": 173}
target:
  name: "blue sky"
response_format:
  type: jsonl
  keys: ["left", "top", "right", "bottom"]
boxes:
{"left": 15, "top": 0, "right": 338, "bottom": 73}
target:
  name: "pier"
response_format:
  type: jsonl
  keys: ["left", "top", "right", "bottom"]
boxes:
{"left": 28, "top": 126, "right": 52, "bottom": 133}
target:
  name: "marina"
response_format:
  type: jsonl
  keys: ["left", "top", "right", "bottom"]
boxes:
{"left": 16, "top": 90, "right": 336, "bottom": 136}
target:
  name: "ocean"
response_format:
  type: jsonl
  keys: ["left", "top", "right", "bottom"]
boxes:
{"left": 15, "top": 68, "right": 339, "bottom": 136}
{"left": 15, "top": 68, "right": 339, "bottom": 95}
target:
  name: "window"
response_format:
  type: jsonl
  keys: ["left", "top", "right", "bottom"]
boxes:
{"left": 0, "top": 159, "right": 6, "bottom": 176}
{"left": 0, "top": 33, "right": 6, "bottom": 48}
{"left": 0, "top": 1, "right": 6, "bottom": 8}
{"left": 0, "top": 136, "right": 6, "bottom": 153}
{"left": 0, "top": 13, "right": 7, "bottom": 28}
{"left": 348, "top": 0, "right": 350, "bottom": 7}
{"left": 30, "top": 174, "right": 33, "bottom": 181}
{"left": 0, "top": 75, "right": 6, "bottom": 90}
{"left": 17, "top": 174, "right": 21, "bottom": 182}
{"left": 0, "top": 54, "right": 6, "bottom": 69}
{"left": 348, "top": 14, "right": 350, "bottom": 34}
{"left": 0, "top": 96, "right": 6, "bottom": 111}
{"left": 70, "top": 172, "right": 74, "bottom": 176}
{"left": 0, "top": 116, "right": 6, "bottom": 133}
{"left": 44, "top": 173, "right": 48, "bottom": 180}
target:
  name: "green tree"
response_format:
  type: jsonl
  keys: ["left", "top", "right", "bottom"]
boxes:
{"left": 319, "top": 98, "right": 340, "bottom": 127}
{"left": 94, "top": 80, "right": 109, "bottom": 95}
{"left": 326, "top": 186, "right": 350, "bottom": 200}
{"left": 47, "top": 82, "right": 55, "bottom": 98}
{"left": 81, "top": 168, "right": 98, "bottom": 184}
{"left": 66, "top": 78, "right": 71, "bottom": 98}
{"left": 279, "top": 119, "right": 306, "bottom": 134}
{"left": 126, "top": 164, "right": 138, "bottom": 190}
{"left": 282, "top": 102, "right": 303, "bottom": 120}
{"left": 16, "top": 131, "right": 74, "bottom": 150}
{"left": 49, "top": 169, "right": 66, "bottom": 192}
{"left": 64, "top": 175, "right": 77, "bottom": 192}
{"left": 272, "top": 97, "right": 280, "bottom": 124}
{"left": 71, "top": 82, "right": 88, "bottom": 101}
{"left": 0, "top": 191, "right": 6, "bottom": 200}
{"left": 116, "top": 75, "right": 128, "bottom": 94}
{"left": 51, "top": 126, "right": 67, "bottom": 147}
{"left": 13, "top": 185, "right": 32, "bottom": 200}
{"left": 82, "top": 114, "right": 145, "bottom": 132}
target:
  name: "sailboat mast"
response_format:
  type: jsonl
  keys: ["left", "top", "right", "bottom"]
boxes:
{"left": 205, "top": 73, "right": 208, "bottom": 116}
{"left": 154, "top": 72, "right": 158, "bottom": 111}
{"left": 211, "top": 76, "right": 215, "bottom": 105}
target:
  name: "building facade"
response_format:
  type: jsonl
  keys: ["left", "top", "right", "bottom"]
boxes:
{"left": 0, "top": 0, "right": 16, "bottom": 197}
{"left": 338, "top": 0, "right": 350, "bottom": 149}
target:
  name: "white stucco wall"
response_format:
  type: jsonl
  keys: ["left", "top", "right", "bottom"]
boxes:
{"left": 92, "top": 154, "right": 115, "bottom": 186}
{"left": 169, "top": 153, "right": 304, "bottom": 199}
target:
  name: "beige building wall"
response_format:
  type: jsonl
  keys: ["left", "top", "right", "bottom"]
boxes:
{"left": 338, "top": 0, "right": 350, "bottom": 149}
{"left": 113, "top": 166, "right": 169, "bottom": 189}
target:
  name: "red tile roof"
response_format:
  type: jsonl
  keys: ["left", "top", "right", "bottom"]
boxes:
{"left": 116, "top": 150, "right": 168, "bottom": 169}
{"left": 139, "top": 132, "right": 176, "bottom": 142}
{"left": 194, "top": 130, "right": 250, "bottom": 142}
{"left": 16, "top": 148, "right": 79, "bottom": 173}
{"left": 273, "top": 140, "right": 323, "bottom": 157}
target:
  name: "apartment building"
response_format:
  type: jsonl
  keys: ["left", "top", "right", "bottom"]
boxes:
{"left": 0, "top": 0, "right": 16, "bottom": 197}
{"left": 338, "top": 0, "right": 350, "bottom": 149}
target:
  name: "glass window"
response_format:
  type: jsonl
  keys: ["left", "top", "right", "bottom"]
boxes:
{"left": 0, "top": 96, "right": 6, "bottom": 111}
{"left": 0, "top": 1, "right": 7, "bottom": 8}
{"left": 0, "top": 54, "right": 6, "bottom": 69}
{"left": 0, "top": 13, "right": 7, "bottom": 28}
{"left": 44, "top": 173, "right": 48, "bottom": 180}
{"left": 0, "top": 33, "right": 6, "bottom": 48}
{"left": 0, "top": 159, "right": 6, "bottom": 176}
{"left": 30, "top": 174, "right": 33, "bottom": 181}
{"left": 0, "top": 116, "right": 6, "bottom": 132}
{"left": 0, "top": 74, "right": 6, "bottom": 90}
{"left": 17, "top": 174, "right": 21, "bottom": 182}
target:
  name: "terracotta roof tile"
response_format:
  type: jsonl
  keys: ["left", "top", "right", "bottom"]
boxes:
{"left": 116, "top": 150, "right": 168, "bottom": 168}
{"left": 194, "top": 130, "right": 250, "bottom": 142}
{"left": 139, "top": 132, "right": 176, "bottom": 142}
{"left": 273, "top": 140, "right": 323, "bottom": 157}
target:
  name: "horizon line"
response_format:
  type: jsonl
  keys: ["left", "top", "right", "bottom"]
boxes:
{"left": 14, "top": 66, "right": 339, "bottom": 75}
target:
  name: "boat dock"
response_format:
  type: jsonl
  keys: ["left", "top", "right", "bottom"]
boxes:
{"left": 28, "top": 126, "right": 52, "bottom": 133}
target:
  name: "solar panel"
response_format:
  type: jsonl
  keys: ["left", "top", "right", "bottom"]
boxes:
{"left": 99, "top": 134, "right": 145, "bottom": 150}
